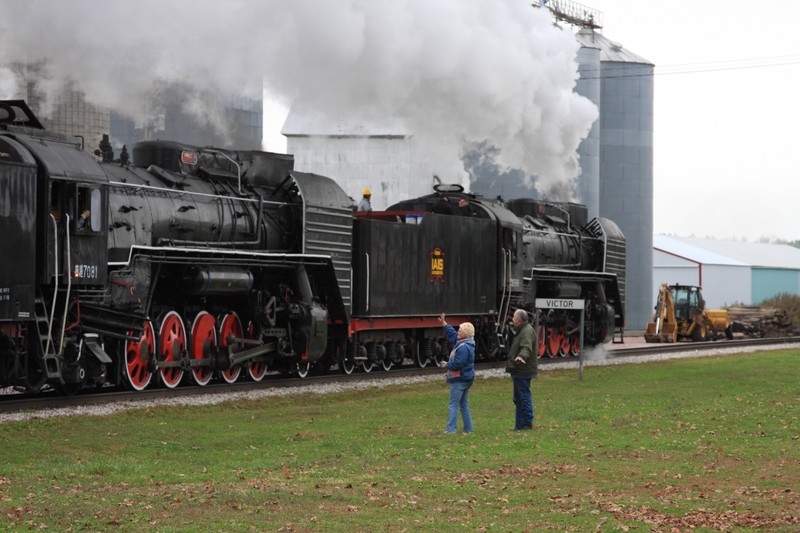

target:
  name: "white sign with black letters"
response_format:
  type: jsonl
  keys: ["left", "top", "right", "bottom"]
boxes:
{"left": 535, "top": 298, "right": 583, "bottom": 310}
{"left": 533, "top": 298, "right": 587, "bottom": 381}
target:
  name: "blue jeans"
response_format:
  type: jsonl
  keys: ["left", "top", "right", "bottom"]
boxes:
{"left": 446, "top": 381, "right": 473, "bottom": 433}
{"left": 512, "top": 376, "right": 534, "bottom": 429}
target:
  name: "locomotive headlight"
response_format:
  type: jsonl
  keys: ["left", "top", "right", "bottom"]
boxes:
{"left": 180, "top": 150, "right": 198, "bottom": 165}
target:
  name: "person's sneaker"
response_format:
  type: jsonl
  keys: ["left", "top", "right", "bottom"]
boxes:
{"left": 513, "top": 425, "right": 533, "bottom": 431}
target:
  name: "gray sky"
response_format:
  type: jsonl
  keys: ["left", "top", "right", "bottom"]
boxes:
{"left": 266, "top": 0, "right": 800, "bottom": 242}
{"left": 588, "top": 0, "right": 799, "bottom": 242}
{"left": 2, "top": 1, "right": 796, "bottom": 242}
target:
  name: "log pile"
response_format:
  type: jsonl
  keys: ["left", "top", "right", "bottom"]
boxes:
{"left": 726, "top": 306, "right": 798, "bottom": 338}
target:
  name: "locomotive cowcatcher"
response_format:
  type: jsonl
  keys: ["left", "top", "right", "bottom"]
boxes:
{"left": 0, "top": 100, "right": 625, "bottom": 394}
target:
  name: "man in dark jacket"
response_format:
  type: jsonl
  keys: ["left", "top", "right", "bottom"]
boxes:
{"left": 505, "top": 309, "right": 537, "bottom": 430}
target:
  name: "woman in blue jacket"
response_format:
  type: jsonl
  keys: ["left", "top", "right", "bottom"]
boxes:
{"left": 438, "top": 313, "right": 476, "bottom": 433}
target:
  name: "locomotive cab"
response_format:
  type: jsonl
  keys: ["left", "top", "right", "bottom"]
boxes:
{"left": 46, "top": 179, "right": 109, "bottom": 287}
{"left": 485, "top": 201, "right": 525, "bottom": 314}
{"left": 1, "top": 101, "right": 112, "bottom": 391}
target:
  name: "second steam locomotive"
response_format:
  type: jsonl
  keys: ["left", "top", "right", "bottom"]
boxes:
{"left": 0, "top": 100, "right": 625, "bottom": 394}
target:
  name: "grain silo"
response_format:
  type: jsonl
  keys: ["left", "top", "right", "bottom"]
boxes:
{"left": 574, "top": 28, "right": 601, "bottom": 220}
{"left": 553, "top": 0, "right": 653, "bottom": 332}
{"left": 589, "top": 31, "right": 654, "bottom": 331}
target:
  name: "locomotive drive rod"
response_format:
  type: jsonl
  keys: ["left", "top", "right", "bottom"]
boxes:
{"left": 229, "top": 341, "right": 276, "bottom": 366}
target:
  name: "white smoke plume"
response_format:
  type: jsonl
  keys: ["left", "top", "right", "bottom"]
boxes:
{"left": 0, "top": 67, "right": 17, "bottom": 99}
{"left": 0, "top": 0, "right": 597, "bottom": 192}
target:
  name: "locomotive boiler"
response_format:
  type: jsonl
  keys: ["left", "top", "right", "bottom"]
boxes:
{"left": 0, "top": 99, "right": 625, "bottom": 395}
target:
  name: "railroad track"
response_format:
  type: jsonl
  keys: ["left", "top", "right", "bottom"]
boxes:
{"left": 2, "top": 337, "right": 798, "bottom": 416}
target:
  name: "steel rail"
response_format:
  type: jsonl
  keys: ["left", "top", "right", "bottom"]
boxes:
{"left": 1, "top": 337, "right": 797, "bottom": 416}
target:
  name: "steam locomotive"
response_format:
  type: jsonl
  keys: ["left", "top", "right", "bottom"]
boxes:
{"left": 0, "top": 100, "right": 625, "bottom": 394}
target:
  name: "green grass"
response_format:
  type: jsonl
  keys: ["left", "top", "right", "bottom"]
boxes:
{"left": 1, "top": 350, "right": 798, "bottom": 531}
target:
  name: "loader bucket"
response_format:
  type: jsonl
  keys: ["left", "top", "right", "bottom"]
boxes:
{"left": 660, "top": 322, "right": 677, "bottom": 342}
{"left": 644, "top": 321, "right": 677, "bottom": 343}
{"left": 644, "top": 322, "right": 661, "bottom": 343}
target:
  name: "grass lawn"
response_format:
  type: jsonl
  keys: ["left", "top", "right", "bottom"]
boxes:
{"left": 0, "top": 349, "right": 798, "bottom": 531}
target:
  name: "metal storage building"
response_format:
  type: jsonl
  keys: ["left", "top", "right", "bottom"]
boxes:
{"left": 282, "top": 109, "right": 446, "bottom": 210}
{"left": 110, "top": 89, "right": 263, "bottom": 152}
{"left": 9, "top": 62, "right": 110, "bottom": 154}
{"left": 653, "top": 235, "right": 800, "bottom": 309}
{"left": 9, "top": 61, "right": 263, "bottom": 155}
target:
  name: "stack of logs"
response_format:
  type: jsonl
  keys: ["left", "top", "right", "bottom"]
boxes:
{"left": 727, "top": 306, "right": 798, "bottom": 338}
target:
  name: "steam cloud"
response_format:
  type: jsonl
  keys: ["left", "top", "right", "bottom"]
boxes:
{"left": 0, "top": 0, "right": 597, "bottom": 195}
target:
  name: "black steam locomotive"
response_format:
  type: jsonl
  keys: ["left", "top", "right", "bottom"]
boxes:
{"left": 0, "top": 100, "right": 625, "bottom": 394}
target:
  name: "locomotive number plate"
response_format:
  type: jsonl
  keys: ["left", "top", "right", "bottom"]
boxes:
{"left": 73, "top": 264, "right": 99, "bottom": 279}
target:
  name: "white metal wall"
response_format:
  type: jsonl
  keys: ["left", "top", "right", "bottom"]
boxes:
{"left": 287, "top": 135, "right": 462, "bottom": 210}
{"left": 700, "top": 265, "right": 751, "bottom": 307}
{"left": 653, "top": 250, "right": 751, "bottom": 309}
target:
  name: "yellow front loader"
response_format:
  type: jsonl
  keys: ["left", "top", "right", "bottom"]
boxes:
{"left": 644, "top": 283, "right": 733, "bottom": 343}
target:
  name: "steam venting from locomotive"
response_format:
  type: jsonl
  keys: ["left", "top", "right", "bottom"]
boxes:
{"left": 0, "top": 0, "right": 596, "bottom": 196}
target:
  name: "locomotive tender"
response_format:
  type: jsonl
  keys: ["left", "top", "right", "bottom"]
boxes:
{"left": 0, "top": 100, "right": 625, "bottom": 394}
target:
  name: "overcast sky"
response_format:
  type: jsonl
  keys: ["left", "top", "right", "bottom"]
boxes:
{"left": 264, "top": 1, "right": 799, "bottom": 242}
{"left": 587, "top": 0, "right": 799, "bottom": 242}
{"left": 2, "top": 1, "right": 795, "bottom": 242}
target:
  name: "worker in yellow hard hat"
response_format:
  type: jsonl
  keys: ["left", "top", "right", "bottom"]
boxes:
{"left": 358, "top": 187, "right": 372, "bottom": 212}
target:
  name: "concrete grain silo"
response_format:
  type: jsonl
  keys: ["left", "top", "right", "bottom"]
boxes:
{"left": 574, "top": 29, "right": 601, "bottom": 220}
{"left": 588, "top": 31, "right": 654, "bottom": 331}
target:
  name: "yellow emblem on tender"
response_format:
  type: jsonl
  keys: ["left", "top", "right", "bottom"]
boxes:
{"left": 430, "top": 247, "right": 445, "bottom": 283}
